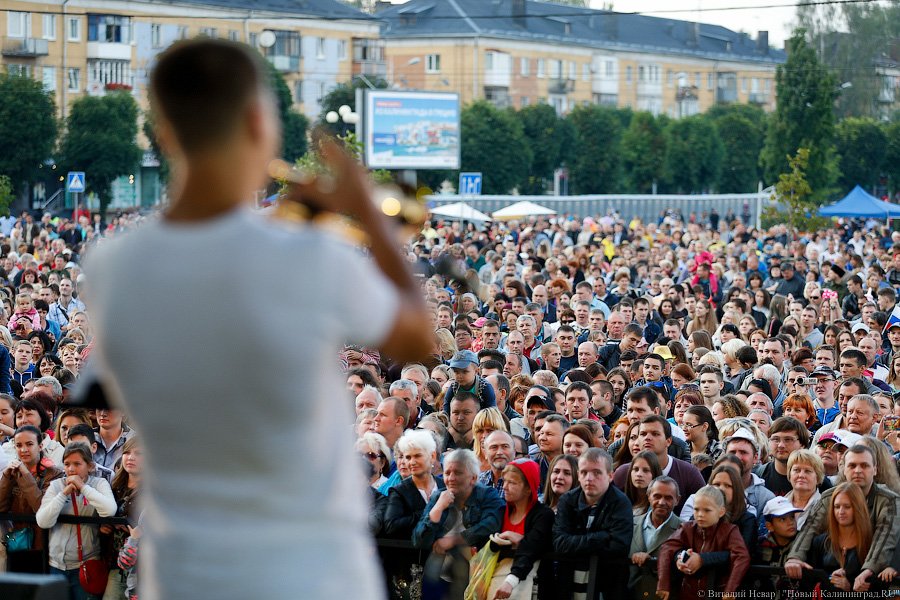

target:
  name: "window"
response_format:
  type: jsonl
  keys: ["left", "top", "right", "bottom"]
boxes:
{"left": 538, "top": 96, "right": 546, "bottom": 104}
{"left": 338, "top": 40, "right": 347, "bottom": 60}
{"left": 67, "top": 67, "right": 80, "bottom": 91}
{"left": 228, "top": 30, "right": 239, "bottom": 42}
{"left": 568, "top": 61, "right": 576, "bottom": 80}
{"left": 426, "top": 53, "right": 440, "bottom": 73}
{"left": 708, "top": 73, "right": 714, "bottom": 90}
{"left": 249, "top": 32, "right": 258, "bottom": 48}
{"left": 88, "top": 60, "right": 132, "bottom": 86}
{"left": 520, "top": 96, "right": 529, "bottom": 107}
{"left": 317, "top": 81, "right": 327, "bottom": 101}
{"left": 7, "top": 12, "right": 30, "bottom": 38}
{"left": 520, "top": 57, "right": 529, "bottom": 77}
{"left": 42, "top": 14, "right": 56, "bottom": 40}
{"left": 42, "top": 66, "right": 56, "bottom": 91}
{"left": 316, "top": 37, "right": 325, "bottom": 59}
{"left": 87, "top": 15, "right": 132, "bottom": 43}
{"left": 198, "top": 27, "right": 217, "bottom": 38}
{"left": 265, "top": 31, "right": 300, "bottom": 58}
{"left": 625, "top": 65, "right": 632, "bottom": 83}
{"left": 485, "top": 51, "right": 494, "bottom": 71}
{"left": 741, "top": 77, "right": 748, "bottom": 92}
{"left": 7, "top": 64, "right": 32, "bottom": 77}
{"left": 694, "top": 72, "right": 701, "bottom": 87}
{"left": 151, "top": 24, "right": 161, "bottom": 48}
{"left": 549, "top": 59, "right": 561, "bottom": 79}
{"left": 294, "top": 80, "right": 303, "bottom": 102}
{"left": 582, "top": 64, "right": 590, "bottom": 81}
{"left": 667, "top": 69, "right": 673, "bottom": 86}
{"left": 537, "top": 59, "right": 545, "bottom": 78}
{"left": 178, "top": 26, "right": 188, "bottom": 40}
{"left": 605, "top": 60, "right": 613, "bottom": 78}
{"left": 751, "top": 77, "right": 759, "bottom": 92}
{"left": 638, "top": 66, "right": 645, "bottom": 82}
{"left": 67, "top": 17, "right": 81, "bottom": 41}
{"left": 764, "top": 79, "right": 771, "bottom": 93}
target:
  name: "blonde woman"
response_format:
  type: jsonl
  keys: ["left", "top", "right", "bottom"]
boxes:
{"left": 434, "top": 328, "right": 456, "bottom": 361}
{"left": 473, "top": 407, "right": 508, "bottom": 472}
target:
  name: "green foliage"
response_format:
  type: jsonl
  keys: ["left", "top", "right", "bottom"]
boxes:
{"left": 0, "top": 175, "right": 13, "bottom": 216}
{"left": 773, "top": 147, "right": 813, "bottom": 235}
{"left": 318, "top": 77, "right": 389, "bottom": 137}
{"left": 516, "top": 104, "right": 571, "bottom": 194}
{"left": 761, "top": 30, "right": 839, "bottom": 201}
{"left": 567, "top": 105, "right": 623, "bottom": 194}
{"left": 57, "top": 92, "right": 142, "bottom": 215}
{"left": 266, "top": 63, "right": 309, "bottom": 162}
{"left": 142, "top": 115, "right": 168, "bottom": 183}
{"left": 714, "top": 113, "right": 764, "bottom": 193}
{"left": 621, "top": 112, "right": 666, "bottom": 194}
{"left": 663, "top": 116, "right": 723, "bottom": 193}
{"left": 834, "top": 117, "right": 886, "bottom": 191}
{"left": 460, "top": 102, "right": 532, "bottom": 194}
{"left": 885, "top": 120, "right": 900, "bottom": 194}
{"left": 0, "top": 73, "right": 57, "bottom": 194}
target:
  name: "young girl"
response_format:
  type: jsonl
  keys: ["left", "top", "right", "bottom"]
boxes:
{"left": 11, "top": 294, "right": 41, "bottom": 332}
{"left": 625, "top": 450, "right": 662, "bottom": 516}
{"left": 36, "top": 442, "right": 117, "bottom": 600}
{"left": 658, "top": 485, "right": 750, "bottom": 600}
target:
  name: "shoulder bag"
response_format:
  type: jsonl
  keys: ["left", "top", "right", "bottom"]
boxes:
{"left": 71, "top": 490, "right": 109, "bottom": 595}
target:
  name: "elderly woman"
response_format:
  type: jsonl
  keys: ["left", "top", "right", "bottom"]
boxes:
{"left": 356, "top": 432, "right": 392, "bottom": 492}
{"left": 785, "top": 449, "right": 824, "bottom": 530}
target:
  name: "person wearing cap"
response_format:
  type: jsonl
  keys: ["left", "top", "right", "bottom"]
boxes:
{"left": 442, "top": 350, "right": 497, "bottom": 416}
{"left": 752, "top": 496, "right": 802, "bottom": 594}
{"left": 522, "top": 386, "right": 554, "bottom": 445}
{"left": 816, "top": 430, "right": 862, "bottom": 484}
{"left": 810, "top": 365, "right": 841, "bottom": 425}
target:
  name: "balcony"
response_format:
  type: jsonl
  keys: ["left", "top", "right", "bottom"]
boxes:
{"left": 86, "top": 42, "right": 131, "bottom": 61}
{"left": 353, "top": 38, "right": 386, "bottom": 78}
{"left": 549, "top": 78, "right": 574, "bottom": 94}
{"left": 717, "top": 87, "right": 738, "bottom": 103}
{"left": 2, "top": 38, "right": 49, "bottom": 58}
{"left": 749, "top": 92, "right": 769, "bottom": 104}
{"left": 484, "top": 86, "right": 511, "bottom": 108}
{"left": 268, "top": 55, "right": 300, "bottom": 73}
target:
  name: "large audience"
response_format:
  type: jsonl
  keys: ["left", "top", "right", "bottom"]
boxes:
{"left": 3, "top": 208, "right": 900, "bottom": 600}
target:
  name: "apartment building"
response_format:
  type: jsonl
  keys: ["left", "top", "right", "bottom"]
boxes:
{"left": 378, "top": 0, "right": 785, "bottom": 117}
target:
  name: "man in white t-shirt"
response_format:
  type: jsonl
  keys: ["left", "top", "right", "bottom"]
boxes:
{"left": 85, "top": 39, "right": 431, "bottom": 600}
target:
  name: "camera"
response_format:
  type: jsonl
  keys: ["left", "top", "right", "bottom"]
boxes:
{"left": 800, "top": 378, "right": 818, "bottom": 386}
{"left": 676, "top": 550, "right": 690, "bottom": 564}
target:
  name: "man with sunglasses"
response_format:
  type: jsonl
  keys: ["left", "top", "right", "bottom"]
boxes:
{"left": 809, "top": 366, "right": 840, "bottom": 426}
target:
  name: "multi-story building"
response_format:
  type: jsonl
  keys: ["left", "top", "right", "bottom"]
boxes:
{"left": 378, "top": 0, "right": 785, "bottom": 116}
{"left": 0, "top": 0, "right": 380, "bottom": 207}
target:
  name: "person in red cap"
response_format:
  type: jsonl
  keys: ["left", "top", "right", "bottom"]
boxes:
{"left": 485, "top": 458, "right": 554, "bottom": 600}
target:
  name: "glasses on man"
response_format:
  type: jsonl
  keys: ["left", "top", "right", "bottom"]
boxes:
{"left": 769, "top": 436, "right": 798, "bottom": 446}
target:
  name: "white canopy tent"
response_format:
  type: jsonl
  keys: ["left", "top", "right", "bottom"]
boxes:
{"left": 491, "top": 200, "right": 557, "bottom": 221}
{"left": 428, "top": 202, "right": 491, "bottom": 222}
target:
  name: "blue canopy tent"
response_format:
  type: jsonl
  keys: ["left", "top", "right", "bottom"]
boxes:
{"left": 819, "top": 185, "right": 900, "bottom": 219}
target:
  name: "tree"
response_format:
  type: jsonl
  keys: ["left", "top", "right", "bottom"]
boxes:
{"left": 885, "top": 120, "right": 900, "bottom": 194}
{"left": 621, "top": 111, "right": 666, "bottom": 193}
{"left": 773, "top": 147, "right": 813, "bottom": 236}
{"left": 0, "top": 175, "right": 13, "bottom": 216}
{"left": 714, "top": 113, "right": 764, "bottom": 193}
{"left": 834, "top": 117, "right": 886, "bottom": 191}
{"left": 516, "top": 104, "right": 569, "bottom": 194}
{"left": 267, "top": 63, "right": 309, "bottom": 162}
{"left": 142, "top": 116, "right": 168, "bottom": 183}
{"left": 57, "top": 92, "right": 142, "bottom": 215}
{"left": 761, "top": 30, "right": 839, "bottom": 201}
{"left": 663, "top": 116, "right": 723, "bottom": 194}
{"left": 567, "top": 105, "right": 623, "bottom": 194}
{"left": 460, "top": 101, "right": 531, "bottom": 195}
{"left": 318, "top": 77, "right": 388, "bottom": 137}
{"left": 0, "top": 73, "right": 57, "bottom": 196}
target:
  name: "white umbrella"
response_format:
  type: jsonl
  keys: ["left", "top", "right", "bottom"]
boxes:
{"left": 429, "top": 202, "right": 491, "bottom": 222}
{"left": 491, "top": 200, "right": 557, "bottom": 220}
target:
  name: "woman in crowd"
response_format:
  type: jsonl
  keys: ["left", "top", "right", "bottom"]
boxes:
{"left": 671, "top": 388, "right": 703, "bottom": 428}
{"left": 0, "top": 425, "right": 63, "bottom": 573}
{"left": 613, "top": 421, "right": 642, "bottom": 470}
{"left": 36, "top": 442, "right": 117, "bottom": 600}
{"left": 807, "top": 483, "right": 875, "bottom": 592}
{"left": 383, "top": 430, "right": 443, "bottom": 539}
{"left": 355, "top": 409, "right": 377, "bottom": 438}
{"left": 561, "top": 424, "right": 595, "bottom": 458}
{"left": 610, "top": 416, "right": 630, "bottom": 446}
{"left": 356, "top": 432, "right": 392, "bottom": 491}
{"left": 782, "top": 394, "right": 822, "bottom": 437}
{"left": 625, "top": 450, "right": 662, "bottom": 516}
{"left": 711, "top": 395, "right": 750, "bottom": 423}
{"left": 430, "top": 365, "right": 451, "bottom": 386}
{"left": 101, "top": 437, "right": 142, "bottom": 600}
{"left": 709, "top": 463, "right": 757, "bottom": 554}
{"left": 785, "top": 449, "right": 824, "bottom": 530}
{"left": 682, "top": 405, "right": 721, "bottom": 462}
{"left": 541, "top": 454, "right": 579, "bottom": 513}
{"left": 670, "top": 364, "right": 696, "bottom": 391}
{"left": 54, "top": 409, "right": 93, "bottom": 447}
{"left": 0, "top": 392, "right": 14, "bottom": 444}
{"left": 485, "top": 459, "right": 554, "bottom": 600}
{"left": 473, "top": 407, "right": 508, "bottom": 472}
{"left": 607, "top": 367, "right": 632, "bottom": 409}
{"left": 687, "top": 300, "right": 718, "bottom": 337}
{"left": 687, "top": 331, "right": 714, "bottom": 354}
{"left": 1, "top": 398, "right": 63, "bottom": 465}
{"left": 35, "top": 353, "right": 63, "bottom": 379}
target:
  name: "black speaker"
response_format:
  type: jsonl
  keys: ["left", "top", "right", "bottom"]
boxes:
{"left": 0, "top": 572, "right": 68, "bottom": 600}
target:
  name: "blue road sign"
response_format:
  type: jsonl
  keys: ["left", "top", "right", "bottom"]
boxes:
{"left": 66, "top": 172, "right": 85, "bottom": 193}
{"left": 459, "top": 172, "right": 482, "bottom": 196}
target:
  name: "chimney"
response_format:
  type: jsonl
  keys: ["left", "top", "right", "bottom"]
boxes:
{"left": 757, "top": 30, "right": 769, "bottom": 54}
{"left": 512, "top": 0, "right": 526, "bottom": 28}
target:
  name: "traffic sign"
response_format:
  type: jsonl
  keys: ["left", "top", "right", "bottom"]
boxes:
{"left": 459, "top": 172, "right": 482, "bottom": 196}
{"left": 66, "top": 172, "right": 85, "bottom": 193}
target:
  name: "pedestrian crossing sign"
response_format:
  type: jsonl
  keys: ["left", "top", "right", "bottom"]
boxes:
{"left": 66, "top": 172, "right": 85, "bottom": 193}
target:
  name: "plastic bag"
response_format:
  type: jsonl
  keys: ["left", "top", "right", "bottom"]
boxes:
{"left": 464, "top": 544, "right": 500, "bottom": 600}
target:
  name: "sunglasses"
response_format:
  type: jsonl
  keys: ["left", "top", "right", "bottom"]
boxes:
{"left": 362, "top": 452, "right": 383, "bottom": 461}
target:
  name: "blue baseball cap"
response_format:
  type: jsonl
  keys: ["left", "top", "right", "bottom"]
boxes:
{"left": 449, "top": 350, "right": 479, "bottom": 370}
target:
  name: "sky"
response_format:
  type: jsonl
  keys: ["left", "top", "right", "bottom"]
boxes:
{"left": 381, "top": 0, "right": 800, "bottom": 48}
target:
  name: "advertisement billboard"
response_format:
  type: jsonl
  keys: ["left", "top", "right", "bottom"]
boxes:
{"left": 363, "top": 91, "right": 460, "bottom": 170}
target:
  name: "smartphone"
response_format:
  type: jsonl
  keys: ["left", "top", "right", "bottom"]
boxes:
{"left": 882, "top": 415, "right": 900, "bottom": 432}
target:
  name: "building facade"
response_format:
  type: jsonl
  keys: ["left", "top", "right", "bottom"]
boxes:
{"left": 379, "top": 0, "right": 785, "bottom": 117}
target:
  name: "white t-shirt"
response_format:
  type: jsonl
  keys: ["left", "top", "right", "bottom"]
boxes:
{"left": 86, "top": 208, "right": 397, "bottom": 600}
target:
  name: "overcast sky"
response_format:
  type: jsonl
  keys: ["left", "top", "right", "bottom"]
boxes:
{"left": 382, "top": 0, "right": 801, "bottom": 48}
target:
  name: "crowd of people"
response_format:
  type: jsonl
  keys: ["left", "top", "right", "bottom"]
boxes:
{"left": 352, "top": 213, "right": 900, "bottom": 600}
{"left": 0, "top": 211, "right": 141, "bottom": 600}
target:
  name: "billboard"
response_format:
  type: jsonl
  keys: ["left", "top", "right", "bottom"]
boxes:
{"left": 363, "top": 91, "right": 460, "bottom": 170}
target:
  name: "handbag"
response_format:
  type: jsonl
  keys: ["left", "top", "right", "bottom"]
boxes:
{"left": 71, "top": 490, "right": 109, "bottom": 596}
{"left": 3, "top": 527, "right": 34, "bottom": 552}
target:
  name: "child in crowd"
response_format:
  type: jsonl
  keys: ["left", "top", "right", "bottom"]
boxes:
{"left": 752, "top": 497, "right": 802, "bottom": 595}
{"left": 11, "top": 294, "right": 41, "bottom": 331}
{"left": 657, "top": 485, "right": 750, "bottom": 600}
{"left": 10, "top": 339, "right": 34, "bottom": 387}
{"left": 118, "top": 517, "right": 143, "bottom": 600}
